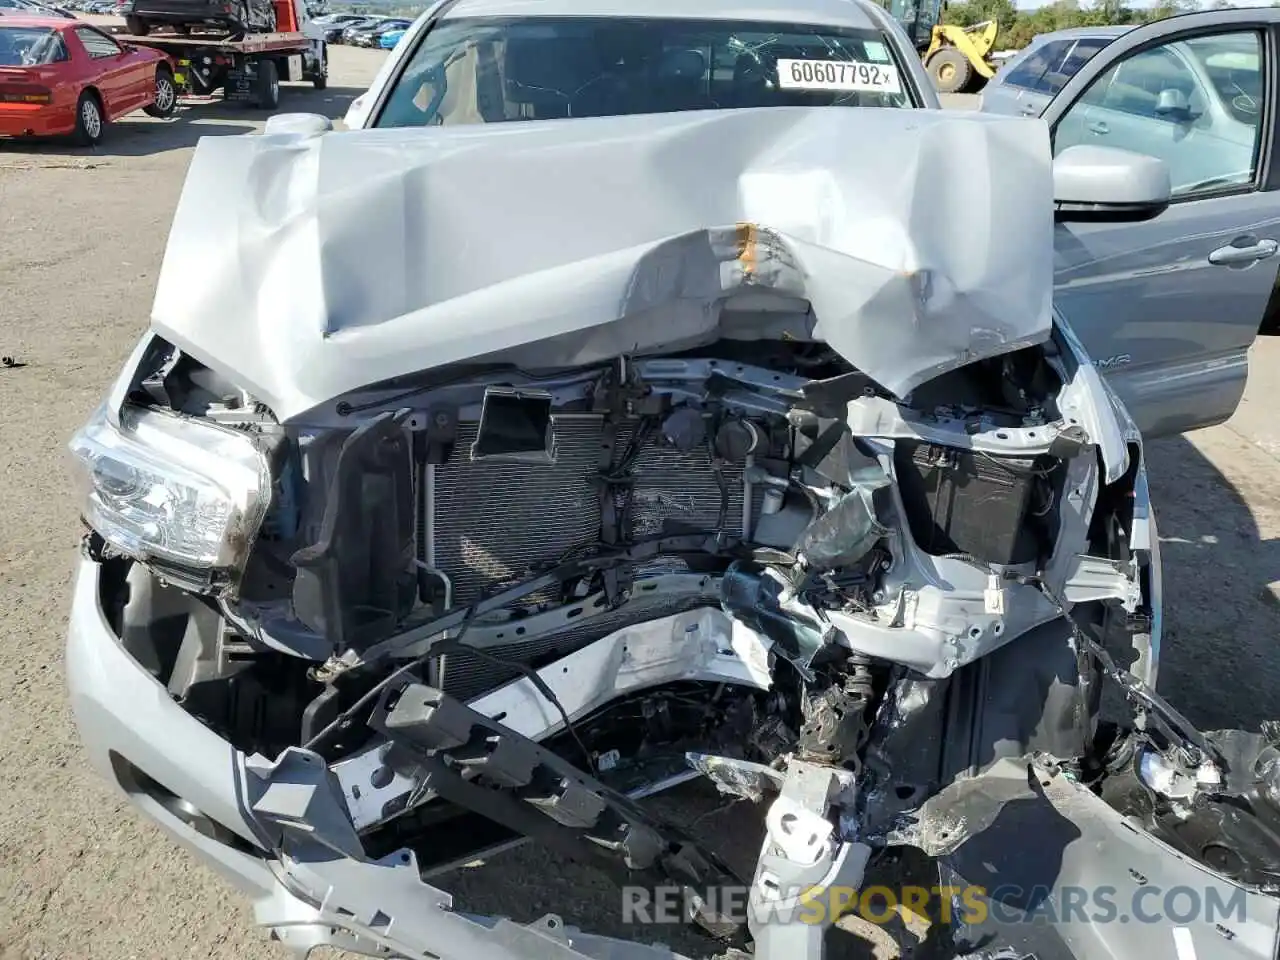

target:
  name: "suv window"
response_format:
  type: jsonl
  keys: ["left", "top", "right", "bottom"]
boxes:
{"left": 1053, "top": 29, "right": 1264, "bottom": 198}
{"left": 1079, "top": 45, "right": 1197, "bottom": 119}
{"left": 75, "top": 26, "right": 121, "bottom": 58}
{"left": 1041, "top": 38, "right": 1111, "bottom": 93}
{"left": 1186, "top": 33, "right": 1262, "bottom": 125}
{"left": 1003, "top": 37, "right": 1111, "bottom": 95}
{"left": 1002, "top": 39, "right": 1071, "bottom": 91}
{"left": 374, "top": 16, "right": 914, "bottom": 128}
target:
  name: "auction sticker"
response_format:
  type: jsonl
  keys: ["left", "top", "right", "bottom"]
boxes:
{"left": 777, "top": 58, "right": 902, "bottom": 94}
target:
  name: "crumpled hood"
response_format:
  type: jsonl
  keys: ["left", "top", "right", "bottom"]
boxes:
{"left": 152, "top": 106, "right": 1053, "bottom": 422}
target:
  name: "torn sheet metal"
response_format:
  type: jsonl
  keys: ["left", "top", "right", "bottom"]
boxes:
{"left": 906, "top": 760, "right": 1280, "bottom": 960}
{"left": 793, "top": 471, "right": 891, "bottom": 571}
{"left": 685, "top": 753, "right": 783, "bottom": 803}
{"left": 150, "top": 107, "right": 1053, "bottom": 422}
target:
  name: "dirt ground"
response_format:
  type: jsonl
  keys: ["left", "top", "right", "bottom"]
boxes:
{"left": 3, "top": 40, "right": 1280, "bottom": 960}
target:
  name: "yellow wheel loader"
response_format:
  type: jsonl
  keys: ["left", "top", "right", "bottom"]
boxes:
{"left": 885, "top": 0, "right": 1001, "bottom": 94}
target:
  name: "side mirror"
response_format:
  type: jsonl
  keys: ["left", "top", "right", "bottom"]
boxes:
{"left": 343, "top": 91, "right": 369, "bottom": 129}
{"left": 1154, "top": 87, "right": 1194, "bottom": 121}
{"left": 1053, "top": 144, "right": 1171, "bottom": 222}
{"left": 263, "top": 112, "right": 332, "bottom": 139}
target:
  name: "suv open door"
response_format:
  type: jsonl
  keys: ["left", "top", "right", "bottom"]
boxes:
{"left": 1041, "top": 8, "right": 1279, "bottom": 438}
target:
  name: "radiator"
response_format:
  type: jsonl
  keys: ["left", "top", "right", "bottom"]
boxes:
{"left": 424, "top": 414, "right": 751, "bottom": 698}
{"left": 427, "top": 415, "right": 748, "bottom": 605}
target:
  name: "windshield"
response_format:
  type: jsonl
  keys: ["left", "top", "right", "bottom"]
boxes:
{"left": 374, "top": 15, "right": 913, "bottom": 128}
{"left": 0, "top": 26, "right": 64, "bottom": 66}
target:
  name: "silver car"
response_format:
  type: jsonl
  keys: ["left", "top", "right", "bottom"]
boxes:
{"left": 63, "top": 3, "right": 1280, "bottom": 960}
{"left": 980, "top": 25, "right": 1129, "bottom": 119}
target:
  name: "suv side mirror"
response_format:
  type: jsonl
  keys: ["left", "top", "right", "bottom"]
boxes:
{"left": 1155, "top": 87, "right": 1199, "bottom": 123}
{"left": 1053, "top": 144, "right": 1171, "bottom": 222}
{"left": 263, "top": 112, "right": 332, "bottom": 138}
{"left": 343, "top": 91, "right": 369, "bottom": 129}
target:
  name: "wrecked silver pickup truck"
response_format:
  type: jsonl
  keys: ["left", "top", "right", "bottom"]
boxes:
{"left": 65, "top": 104, "right": 1280, "bottom": 960}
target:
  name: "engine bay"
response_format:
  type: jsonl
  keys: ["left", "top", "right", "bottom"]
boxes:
{"left": 84, "top": 328, "right": 1280, "bottom": 957}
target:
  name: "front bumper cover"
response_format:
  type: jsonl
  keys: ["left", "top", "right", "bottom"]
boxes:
{"left": 67, "top": 554, "right": 1278, "bottom": 960}
{"left": 65, "top": 556, "right": 692, "bottom": 960}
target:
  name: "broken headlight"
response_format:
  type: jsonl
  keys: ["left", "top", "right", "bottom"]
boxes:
{"left": 68, "top": 403, "right": 271, "bottom": 590}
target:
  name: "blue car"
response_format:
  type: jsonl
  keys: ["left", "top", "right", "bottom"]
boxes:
{"left": 378, "top": 27, "right": 406, "bottom": 49}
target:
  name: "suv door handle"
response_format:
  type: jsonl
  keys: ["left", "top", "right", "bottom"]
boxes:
{"left": 1087, "top": 121, "right": 1109, "bottom": 135}
{"left": 1209, "top": 238, "right": 1279, "bottom": 266}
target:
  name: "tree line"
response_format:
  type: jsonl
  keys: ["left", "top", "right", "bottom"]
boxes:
{"left": 941, "top": 0, "right": 1262, "bottom": 50}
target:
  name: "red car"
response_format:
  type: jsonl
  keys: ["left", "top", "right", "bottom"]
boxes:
{"left": 0, "top": 16, "right": 176, "bottom": 145}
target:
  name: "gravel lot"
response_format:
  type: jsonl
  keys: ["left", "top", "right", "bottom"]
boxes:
{"left": 3, "top": 41, "right": 1280, "bottom": 960}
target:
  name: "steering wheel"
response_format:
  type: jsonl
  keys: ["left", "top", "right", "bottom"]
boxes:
{"left": 1232, "top": 92, "right": 1259, "bottom": 117}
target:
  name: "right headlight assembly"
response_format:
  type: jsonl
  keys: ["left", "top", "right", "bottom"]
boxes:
{"left": 68, "top": 402, "right": 272, "bottom": 593}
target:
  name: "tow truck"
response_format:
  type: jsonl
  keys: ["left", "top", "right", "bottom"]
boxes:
{"left": 104, "top": 0, "right": 326, "bottom": 110}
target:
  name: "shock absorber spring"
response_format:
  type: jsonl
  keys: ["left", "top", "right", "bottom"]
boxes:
{"left": 844, "top": 652, "right": 874, "bottom": 702}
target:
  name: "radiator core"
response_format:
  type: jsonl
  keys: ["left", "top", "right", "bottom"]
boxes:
{"left": 423, "top": 414, "right": 751, "bottom": 698}
{"left": 427, "top": 415, "right": 748, "bottom": 606}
